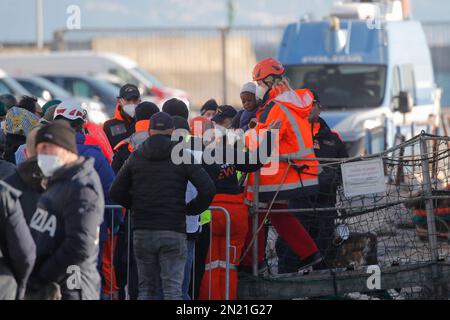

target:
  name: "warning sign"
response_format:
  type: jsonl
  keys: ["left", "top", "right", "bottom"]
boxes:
{"left": 341, "top": 158, "right": 386, "bottom": 198}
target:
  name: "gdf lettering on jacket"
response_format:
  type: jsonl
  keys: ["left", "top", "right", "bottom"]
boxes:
{"left": 30, "top": 207, "right": 57, "bottom": 237}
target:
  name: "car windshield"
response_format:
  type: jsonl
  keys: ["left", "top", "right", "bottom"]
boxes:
{"left": 1, "top": 76, "right": 30, "bottom": 96}
{"left": 285, "top": 64, "right": 387, "bottom": 108}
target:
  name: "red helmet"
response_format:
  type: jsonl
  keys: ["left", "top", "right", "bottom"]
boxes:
{"left": 252, "top": 57, "right": 285, "bottom": 81}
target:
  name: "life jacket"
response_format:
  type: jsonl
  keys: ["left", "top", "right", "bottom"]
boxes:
{"left": 245, "top": 86, "right": 319, "bottom": 202}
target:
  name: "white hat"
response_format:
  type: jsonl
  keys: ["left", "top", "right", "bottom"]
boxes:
{"left": 53, "top": 99, "right": 86, "bottom": 121}
{"left": 240, "top": 82, "right": 256, "bottom": 95}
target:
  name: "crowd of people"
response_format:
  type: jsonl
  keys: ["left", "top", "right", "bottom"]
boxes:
{"left": 0, "top": 57, "right": 348, "bottom": 300}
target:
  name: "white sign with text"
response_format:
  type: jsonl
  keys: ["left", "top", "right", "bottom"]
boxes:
{"left": 341, "top": 158, "right": 386, "bottom": 197}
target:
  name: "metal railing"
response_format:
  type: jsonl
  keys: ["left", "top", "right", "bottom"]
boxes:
{"left": 206, "top": 206, "right": 231, "bottom": 300}
{"left": 103, "top": 205, "right": 232, "bottom": 300}
{"left": 243, "top": 132, "right": 450, "bottom": 299}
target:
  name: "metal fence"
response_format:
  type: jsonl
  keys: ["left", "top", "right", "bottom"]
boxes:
{"left": 239, "top": 132, "right": 450, "bottom": 300}
{"left": 104, "top": 205, "right": 232, "bottom": 300}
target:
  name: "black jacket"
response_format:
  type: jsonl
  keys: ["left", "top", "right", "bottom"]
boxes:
{"left": 0, "top": 159, "right": 15, "bottom": 180}
{"left": 29, "top": 157, "right": 104, "bottom": 300}
{"left": 4, "top": 134, "right": 25, "bottom": 165}
{"left": 5, "top": 157, "right": 44, "bottom": 223}
{"left": 103, "top": 105, "right": 135, "bottom": 150}
{"left": 312, "top": 117, "right": 349, "bottom": 161}
{"left": 193, "top": 132, "right": 272, "bottom": 195}
{"left": 312, "top": 117, "right": 349, "bottom": 200}
{"left": 110, "top": 134, "right": 216, "bottom": 233}
{"left": 0, "top": 181, "right": 36, "bottom": 300}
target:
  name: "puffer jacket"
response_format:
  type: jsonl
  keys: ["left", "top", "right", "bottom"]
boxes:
{"left": 76, "top": 132, "right": 122, "bottom": 242}
{"left": 110, "top": 134, "right": 216, "bottom": 233}
{"left": 29, "top": 157, "right": 104, "bottom": 300}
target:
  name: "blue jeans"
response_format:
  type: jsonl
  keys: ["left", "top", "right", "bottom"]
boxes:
{"left": 133, "top": 230, "right": 187, "bottom": 300}
{"left": 182, "top": 239, "right": 196, "bottom": 300}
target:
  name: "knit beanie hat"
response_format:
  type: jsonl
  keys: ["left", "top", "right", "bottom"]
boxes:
{"left": 162, "top": 98, "right": 189, "bottom": 120}
{"left": 35, "top": 119, "right": 78, "bottom": 154}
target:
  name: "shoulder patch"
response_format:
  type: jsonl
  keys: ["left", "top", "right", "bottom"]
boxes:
{"left": 110, "top": 123, "right": 127, "bottom": 137}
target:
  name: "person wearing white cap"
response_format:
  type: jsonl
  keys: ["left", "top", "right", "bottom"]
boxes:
{"left": 238, "top": 82, "right": 260, "bottom": 131}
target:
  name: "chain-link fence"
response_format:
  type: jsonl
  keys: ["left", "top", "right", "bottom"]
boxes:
{"left": 239, "top": 132, "right": 450, "bottom": 300}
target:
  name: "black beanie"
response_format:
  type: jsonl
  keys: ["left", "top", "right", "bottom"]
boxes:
{"left": 35, "top": 120, "right": 78, "bottom": 154}
{"left": 162, "top": 98, "right": 189, "bottom": 120}
{"left": 172, "top": 115, "right": 190, "bottom": 132}
{"left": 135, "top": 101, "right": 160, "bottom": 121}
{"left": 201, "top": 99, "right": 218, "bottom": 115}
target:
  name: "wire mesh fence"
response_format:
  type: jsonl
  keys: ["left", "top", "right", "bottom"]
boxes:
{"left": 240, "top": 132, "right": 450, "bottom": 300}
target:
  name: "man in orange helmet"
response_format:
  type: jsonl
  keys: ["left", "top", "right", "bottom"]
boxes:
{"left": 243, "top": 57, "right": 322, "bottom": 273}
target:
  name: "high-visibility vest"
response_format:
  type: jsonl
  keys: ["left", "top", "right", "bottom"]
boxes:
{"left": 245, "top": 88, "right": 319, "bottom": 202}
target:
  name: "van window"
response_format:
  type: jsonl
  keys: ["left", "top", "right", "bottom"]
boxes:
{"left": 400, "top": 65, "right": 416, "bottom": 104}
{"left": 285, "top": 64, "right": 387, "bottom": 108}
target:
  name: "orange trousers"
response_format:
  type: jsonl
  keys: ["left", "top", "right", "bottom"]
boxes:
{"left": 199, "top": 193, "right": 248, "bottom": 300}
{"left": 102, "top": 233, "right": 119, "bottom": 299}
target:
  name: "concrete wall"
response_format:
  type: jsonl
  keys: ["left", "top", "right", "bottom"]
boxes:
{"left": 92, "top": 35, "right": 257, "bottom": 108}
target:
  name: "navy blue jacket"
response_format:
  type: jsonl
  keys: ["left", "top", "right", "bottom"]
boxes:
{"left": 76, "top": 132, "right": 122, "bottom": 241}
{"left": 29, "top": 157, "right": 104, "bottom": 299}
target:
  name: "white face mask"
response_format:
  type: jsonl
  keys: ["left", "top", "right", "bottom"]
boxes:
{"left": 37, "top": 154, "right": 64, "bottom": 177}
{"left": 255, "top": 84, "right": 269, "bottom": 100}
{"left": 123, "top": 104, "right": 136, "bottom": 118}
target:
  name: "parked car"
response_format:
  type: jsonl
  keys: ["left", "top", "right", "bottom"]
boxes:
{"left": 42, "top": 74, "right": 119, "bottom": 116}
{"left": 0, "top": 51, "right": 190, "bottom": 107}
{"left": 0, "top": 68, "right": 31, "bottom": 98}
{"left": 15, "top": 75, "right": 109, "bottom": 124}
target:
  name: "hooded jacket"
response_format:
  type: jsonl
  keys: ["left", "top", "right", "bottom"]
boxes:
{"left": 110, "top": 134, "right": 216, "bottom": 233}
{"left": 76, "top": 132, "right": 115, "bottom": 205}
{"left": 103, "top": 102, "right": 135, "bottom": 150}
{"left": 245, "top": 86, "right": 320, "bottom": 202}
{"left": 29, "top": 157, "right": 104, "bottom": 300}
{"left": 76, "top": 132, "right": 121, "bottom": 242}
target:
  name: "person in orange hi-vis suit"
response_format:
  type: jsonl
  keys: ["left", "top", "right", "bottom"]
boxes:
{"left": 243, "top": 58, "right": 323, "bottom": 274}
{"left": 198, "top": 105, "right": 279, "bottom": 300}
